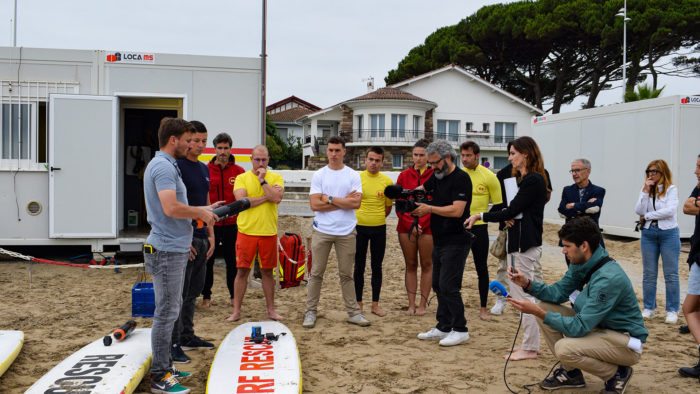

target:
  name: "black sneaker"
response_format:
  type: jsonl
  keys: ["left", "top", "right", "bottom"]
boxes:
{"left": 171, "top": 344, "right": 191, "bottom": 364}
{"left": 539, "top": 367, "right": 586, "bottom": 390}
{"left": 679, "top": 359, "right": 700, "bottom": 378}
{"left": 679, "top": 325, "right": 691, "bottom": 334}
{"left": 150, "top": 372, "right": 190, "bottom": 393}
{"left": 180, "top": 336, "right": 214, "bottom": 350}
{"left": 599, "top": 366, "right": 633, "bottom": 394}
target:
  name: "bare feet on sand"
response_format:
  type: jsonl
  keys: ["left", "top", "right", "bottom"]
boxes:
{"left": 479, "top": 308, "right": 491, "bottom": 321}
{"left": 504, "top": 349, "right": 538, "bottom": 360}
{"left": 511, "top": 347, "right": 541, "bottom": 354}
{"left": 267, "top": 311, "right": 283, "bottom": 320}
{"left": 200, "top": 299, "right": 211, "bottom": 308}
{"left": 406, "top": 306, "right": 416, "bottom": 316}
{"left": 371, "top": 303, "right": 386, "bottom": 317}
{"left": 225, "top": 312, "right": 240, "bottom": 322}
{"left": 416, "top": 306, "right": 427, "bottom": 315}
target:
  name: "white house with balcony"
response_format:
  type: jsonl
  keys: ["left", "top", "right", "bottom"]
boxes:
{"left": 299, "top": 64, "right": 544, "bottom": 170}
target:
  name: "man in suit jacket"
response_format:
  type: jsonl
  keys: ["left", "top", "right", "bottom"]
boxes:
{"left": 558, "top": 158, "right": 606, "bottom": 264}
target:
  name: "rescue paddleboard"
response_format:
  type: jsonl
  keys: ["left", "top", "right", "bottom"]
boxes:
{"left": 26, "top": 328, "right": 151, "bottom": 394}
{"left": 0, "top": 330, "right": 23, "bottom": 378}
{"left": 207, "top": 321, "right": 301, "bottom": 393}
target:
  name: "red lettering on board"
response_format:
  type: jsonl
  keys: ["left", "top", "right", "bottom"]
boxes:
{"left": 237, "top": 376, "right": 274, "bottom": 393}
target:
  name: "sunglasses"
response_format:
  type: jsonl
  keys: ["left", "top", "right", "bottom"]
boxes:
{"left": 645, "top": 169, "right": 660, "bottom": 175}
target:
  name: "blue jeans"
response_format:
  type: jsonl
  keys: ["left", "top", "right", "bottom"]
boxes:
{"left": 641, "top": 225, "right": 680, "bottom": 312}
{"left": 432, "top": 241, "right": 471, "bottom": 332}
{"left": 144, "top": 250, "right": 189, "bottom": 379}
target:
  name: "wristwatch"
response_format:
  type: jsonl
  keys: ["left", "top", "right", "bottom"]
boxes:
{"left": 260, "top": 180, "right": 268, "bottom": 186}
{"left": 328, "top": 196, "right": 334, "bottom": 205}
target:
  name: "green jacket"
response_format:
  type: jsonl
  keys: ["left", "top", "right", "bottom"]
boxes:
{"left": 529, "top": 247, "right": 648, "bottom": 342}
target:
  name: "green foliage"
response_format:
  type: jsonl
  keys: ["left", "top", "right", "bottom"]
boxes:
{"left": 265, "top": 115, "right": 303, "bottom": 169}
{"left": 624, "top": 83, "right": 665, "bottom": 102}
{"left": 385, "top": 0, "right": 700, "bottom": 113}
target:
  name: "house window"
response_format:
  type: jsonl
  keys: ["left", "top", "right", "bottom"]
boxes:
{"left": 355, "top": 115, "right": 363, "bottom": 138}
{"left": 370, "top": 114, "right": 385, "bottom": 138}
{"left": 357, "top": 154, "right": 362, "bottom": 169}
{"left": 482, "top": 123, "right": 490, "bottom": 133}
{"left": 466, "top": 122, "right": 473, "bottom": 132}
{"left": 392, "top": 154, "right": 403, "bottom": 169}
{"left": 277, "top": 127, "right": 288, "bottom": 140}
{"left": 494, "top": 156, "right": 509, "bottom": 170}
{"left": 413, "top": 115, "right": 421, "bottom": 138}
{"left": 391, "top": 114, "right": 406, "bottom": 138}
{"left": 1, "top": 103, "right": 31, "bottom": 160}
{"left": 437, "top": 119, "right": 459, "bottom": 142}
{"left": 495, "top": 122, "right": 516, "bottom": 143}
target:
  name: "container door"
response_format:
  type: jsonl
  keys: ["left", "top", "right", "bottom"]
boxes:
{"left": 49, "top": 94, "right": 118, "bottom": 238}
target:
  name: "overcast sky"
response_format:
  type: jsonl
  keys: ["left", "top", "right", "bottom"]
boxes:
{"left": 0, "top": 0, "right": 697, "bottom": 112}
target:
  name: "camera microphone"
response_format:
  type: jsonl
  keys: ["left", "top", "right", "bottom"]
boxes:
{"left": 384, "top": 185, "right": 407, "bottom": 199}
{"left": 489, "top": 281, "right": 511, "bottom": 298}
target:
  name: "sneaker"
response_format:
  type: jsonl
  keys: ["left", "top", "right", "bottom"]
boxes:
{"left": 347, "top": 313, "right": 371, "bottom": 327}
{"left": 180, "top": 336, "right": 215, "bottom": 350}
{"left": 169, "top": 366, "right": 191, "bottom": 380}
{"left": 490, "top": 297, "right": 507, "bottom": 315}
{"left": 417, "top": 327, "right": 449, "bottom": 340}
{"left": 539, "top": 367, "right": 586, "bottom": 390}
{"left": 302, "top": 311, "right": 316, "bottom": 328}
{"left": 679, "top": 325, "right": 690, "bottom": 334}
{"left": 599, "top": 366, "right": 633, "bottom": 394}
{"left": 641, "top": 309, "right": 654, "bottom": 319}
{"left": 665, "top": 311, "right": 678, "bottom": 324}
{"left": 171, "top": 344, "right": 191, "bottom": 364}
{"left": 150, "top": 372, "right": 190, "bottom": 393}
{"left": 439, "top": 330, "right": 470, "bottom": 346}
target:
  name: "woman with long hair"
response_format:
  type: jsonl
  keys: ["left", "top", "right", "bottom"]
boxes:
{"left": 634, "top": 159, "right": 681, "bottom": 324}
{"left": 465, "top": 136, "right": 548, "bottom": 360}
{"left": 396, "top": 138, "right": 433, "bottom": 315}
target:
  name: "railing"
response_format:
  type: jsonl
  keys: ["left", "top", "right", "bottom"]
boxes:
{"left": 434, "top": 133, "right": 514, "bottom": 148}
{"left": 346, "top": 129, "right": 425, "bottom": 144}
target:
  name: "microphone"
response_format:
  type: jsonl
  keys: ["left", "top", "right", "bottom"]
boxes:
{"left": 384, "top": 185, "right": 408, "bottom": 200}
{"left": 194, "top": 198, "right": 251, "bottom": 229}
{"left": 489, "top": 281, "right": 511, "bottom": 298}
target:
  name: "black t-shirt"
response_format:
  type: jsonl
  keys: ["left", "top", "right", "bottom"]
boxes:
{"left": 177, "top": 158, "right": 210, "bottom": 238}
{"left": 688, "top": 187, "right": 700, "bottom": 267}
{"left": 423, "top": 167, "right": 472, "bottom": 245}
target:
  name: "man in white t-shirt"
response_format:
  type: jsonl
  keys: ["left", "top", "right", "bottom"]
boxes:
{"left": 303, "top": 136, "right": 371, "bottom": 328}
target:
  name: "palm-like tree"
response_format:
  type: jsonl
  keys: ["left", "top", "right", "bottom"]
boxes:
{"left": 625, "top": 84, "right": 664, "bottom": 102}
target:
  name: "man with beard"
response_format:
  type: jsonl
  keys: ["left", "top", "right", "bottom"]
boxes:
{"left": 412, "top": 140, "right": 472, "bottom": 346}
{"left": 143, "top": 117, "right": 217, "bottom": 394}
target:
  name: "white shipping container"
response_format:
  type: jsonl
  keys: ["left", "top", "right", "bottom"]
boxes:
{"left": 0, "top": 46, "right": 262, "bottom": 251}
{"left": 532, "top": 95, "right": 700, "bottom": 238}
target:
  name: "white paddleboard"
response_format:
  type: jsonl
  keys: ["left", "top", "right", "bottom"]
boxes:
{"left": 0, "top": 330, "right": 23, "bottom": 378}
{"left": 26, "top": 328, "right": 151, "bottom": 394}
{"left": 207, "top": 321, "right": 301, "bottom": 394}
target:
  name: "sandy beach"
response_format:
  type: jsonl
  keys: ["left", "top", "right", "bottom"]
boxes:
{"left": 1, "top": 218, "right": 697, "bottom": 393}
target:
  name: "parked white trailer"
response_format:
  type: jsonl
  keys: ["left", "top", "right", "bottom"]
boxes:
{"left": 0, "top": 46, "right": 262, "bottom": 251}
{"left": 532, "top": 95, "right": 700, "bottom": 238}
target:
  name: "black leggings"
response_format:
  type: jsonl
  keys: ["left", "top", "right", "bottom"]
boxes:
{"left": 470, "top": 224, "right": 490, "bottom": 308}
{"left": 202, "top": 224, "right": 238, "bottom": 300}
{"left": 354, "top": 225, "right": 386, "bottom": 302}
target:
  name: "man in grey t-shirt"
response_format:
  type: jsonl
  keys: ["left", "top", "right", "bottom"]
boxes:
{"left": 143, "top": 117, "right": 217, "bottom": 394}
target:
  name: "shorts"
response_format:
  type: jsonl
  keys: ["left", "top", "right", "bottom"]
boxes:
{"left": 235, "top": 233, "right": 278, "bottom": 270}
{"left": 689, "top": 263, "right": 700, "bottom": 296}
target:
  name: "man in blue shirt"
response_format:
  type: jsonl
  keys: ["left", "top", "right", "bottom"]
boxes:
{"left": 143, "top": 117, "right": 217, "bottom": 394}
{"left": 171, "top": 120, "right": 216, "bottom": 364}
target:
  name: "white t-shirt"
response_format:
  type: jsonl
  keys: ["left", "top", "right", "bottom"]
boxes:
{"left": 310, "top": 165, "right": 362, "bottom": 236}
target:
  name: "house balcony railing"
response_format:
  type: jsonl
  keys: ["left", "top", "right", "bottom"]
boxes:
{"left": 344, "top": 129, "right": 426, "bottom": 145}
{"left": 435, "top": 132, "right": 515, "bottom": 149}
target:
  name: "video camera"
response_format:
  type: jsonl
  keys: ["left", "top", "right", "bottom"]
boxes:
{"left": 384, "top": 185, "right": 429, "bottom": 214}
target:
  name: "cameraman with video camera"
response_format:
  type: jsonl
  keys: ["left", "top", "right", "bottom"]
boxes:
{"left": 411, "top": 140, "right": 472, "bottom": 347}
